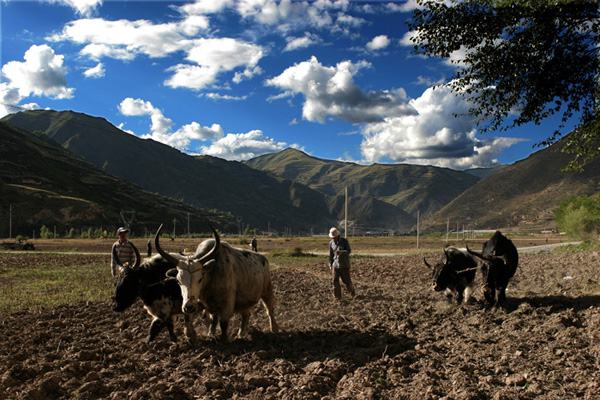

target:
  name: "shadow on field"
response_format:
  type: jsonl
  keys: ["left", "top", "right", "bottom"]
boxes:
{"left": 504, "top": 295, "right": 600, "bottom": 313}
{"left": 184, "top": 328, "right": 416, "bottom": 369}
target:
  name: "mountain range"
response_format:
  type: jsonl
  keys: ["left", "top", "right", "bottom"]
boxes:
{"left": 2, "top": 109, "right": 599, "bottom": 236}
{"left": 0, "top": 121, "right": 238, "bottom": 238}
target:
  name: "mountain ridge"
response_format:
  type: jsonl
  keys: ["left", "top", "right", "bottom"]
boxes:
{"left": 0, "top": 121, "right": 236, "bottom": 237}
{"left": 423, "top": 141, "right": 600, "bottom": 233}
{"left": 2, "top": 110, "right": 336, "bottom": 233}
{"left": 4, "top": 109, "right": 597, "bottom": 235}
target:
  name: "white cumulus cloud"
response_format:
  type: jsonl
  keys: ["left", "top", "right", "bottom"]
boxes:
{"left": 118, "top": 97, "right": 280, "bottom": 160}
{"left": 360, "top": 86, "right": 526, "bottom": 169}
{"left": 49, "top": 18, "right": 204, "bottom": 59}
{"left": 200, "top": 130, "right": 287, "bottom": 160}
{"left": 50, "top": 18, "right": 263, "bottom": 91}
{"left": 0, "top": 84, "right": 40, "bottom": 117}
{"left": 1, "top": 44, "right": 74, "bottom": 102}
{"left": 83, "top": 62, "right": 105, "bottom": 78}
{"left": 50, "top": 0, "right": 103, "bottom": 16}
{"left": 119, "top": 97, "right": 173, "bottom": 136}
{"left": 266, "top": 56, "right": 416, "bottom": 124}
{"left": 283, "top": 33, "right": 322, "bottom": 52}
{"left": 366, "top": 35, "right": 390, "bottom": 51}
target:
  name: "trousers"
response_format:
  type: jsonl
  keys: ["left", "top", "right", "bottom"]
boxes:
{"left": 332, "top": 267, "right": 355, "bottom": 299}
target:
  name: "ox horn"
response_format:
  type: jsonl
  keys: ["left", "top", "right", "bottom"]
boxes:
{"left": 443, "top": 247, "right": 450, "bottom": 264}
{"left": 490, "top": 254, "right": 508, "bottom": 263}
{"left": 466, "top": 245, "right": 486, "bottom": 260}
{"left": 130, "top": 241, "right": 141, "bottom": 270}
{"left": 195, "top": 225, "right": 220, "bottom": 264}
{"left": 155, "top": 224, "right": 180, "bottom": 267}
{"left": 423, "top": 257, "right": 433, "bottom": 269}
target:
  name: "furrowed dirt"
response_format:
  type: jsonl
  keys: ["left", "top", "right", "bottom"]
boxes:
{"left": 1, "top": 249, "right": 600, "bottom": 399}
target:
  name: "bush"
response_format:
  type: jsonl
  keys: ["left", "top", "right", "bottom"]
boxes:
{"left": 40, "top": 225, "right": 51, "bottom": 239}
{"left": 554, "top": 195, "right": 600, "bottom": 240}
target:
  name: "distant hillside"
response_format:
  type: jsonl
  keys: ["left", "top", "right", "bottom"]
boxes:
{"left": 6, "top": 109, "right": 590, "bottom": 235}
{"left": 423, "top": 139, "right": 600, "bottom": 233}
{"left": 2, "top": 110, "right": 335, "bottom": 233}
{"left": 464, "top": 165, "right": 506, "bottom": 179}
{"left": 0, "top": 122, "right": 236, "bottom": 238}
{"left": 245, "top": 148, "right": 480, "bottom": 231}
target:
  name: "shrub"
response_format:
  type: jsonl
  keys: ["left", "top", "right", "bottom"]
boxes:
{"left": 554, "top": 194, "right": 600, "bottom": 240}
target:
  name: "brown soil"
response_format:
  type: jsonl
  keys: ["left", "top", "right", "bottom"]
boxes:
{"left": 1, "top": 249, "right": 600, "bottom": 399}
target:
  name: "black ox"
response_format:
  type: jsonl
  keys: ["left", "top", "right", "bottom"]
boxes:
{"left": 467, "top": 231, "right": 519, "bottom": 306}
{"left": 112, "top": 235, "right": 204, "bottom": 343}
{"left": 424, "top": 246, "right": 478, "bottom": 304}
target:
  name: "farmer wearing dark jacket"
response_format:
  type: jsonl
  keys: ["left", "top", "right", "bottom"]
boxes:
{"left": 328, "top": 227, "right": 355, "bottom": 299}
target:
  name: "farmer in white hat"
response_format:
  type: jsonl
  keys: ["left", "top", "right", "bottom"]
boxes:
{"left": 110, "top": 227, "right": 135, "bottom": 277}
{"left": 328, "top": 227, "right": 355, "bottom": 299}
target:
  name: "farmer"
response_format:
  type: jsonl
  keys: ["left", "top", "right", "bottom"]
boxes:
{"left": 110, "top": 227, "right": 135, "bottom": 277}
{"left": 328, "top": 227, "right": 355, "bottom": 299}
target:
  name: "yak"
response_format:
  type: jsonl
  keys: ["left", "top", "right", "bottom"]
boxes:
{"left": 424, "top": 246, "right": 478, "bottom": 304}
{"left": 113, "top": 236, "right": 204, "bottom": 343}
{"left": 467, "top": 231, "right": 519, "bottom": 306}
{"left": 155, "top": 224, "right": 278, "bottom": 341}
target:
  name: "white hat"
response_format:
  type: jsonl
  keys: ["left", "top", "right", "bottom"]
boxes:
{"left": 117, "top": 227, "right": 129, "bottom": 234}
{"left": 328, "top": 227, "right": 340, "bottom": 238}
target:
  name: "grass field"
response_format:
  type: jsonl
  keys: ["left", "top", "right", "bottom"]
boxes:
{"left": 0, "top": 233, "right": 576, "bottom": 313}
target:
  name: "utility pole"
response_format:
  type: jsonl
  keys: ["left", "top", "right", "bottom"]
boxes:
{"left": 446, "top": 218, "right": 450, "bottom": 243}
{"left": 344, "top": 187, "right": 348, "bottom": 238}
{"left": 173, "top": 218, "right": 176, "bottom": 238}
{"left": 416, "top": 210, "right": 420, "bottom": 249}
{"left": 9, "top": 204, "right": 12, "bottom": 239}
{"left": 187, "top": 212, "right": 190, "bottom": 238}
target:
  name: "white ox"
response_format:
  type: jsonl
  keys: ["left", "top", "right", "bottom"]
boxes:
{"left": 156, "top": 224, "right": 279, "bottom": 341}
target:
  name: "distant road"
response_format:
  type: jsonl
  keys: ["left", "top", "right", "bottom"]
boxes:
{"left": 518, "top": 242, "right": 581, "bottom": 254}
{"left": 309, "top": 241, "right": 581, "bottom": 257}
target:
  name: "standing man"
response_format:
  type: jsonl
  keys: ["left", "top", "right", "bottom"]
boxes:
{"left": 251, "top": 236, "right": 258, "bottom": 252}
{"left": 111, "top": 227, "right": 135, "bottom": 277}
{"left": 328, "top": 227, "right": 355, "bottom": 299}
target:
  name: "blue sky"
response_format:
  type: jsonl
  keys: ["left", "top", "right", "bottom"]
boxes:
{"left": 0, "top": 0, "right": 574, "bottom": 169}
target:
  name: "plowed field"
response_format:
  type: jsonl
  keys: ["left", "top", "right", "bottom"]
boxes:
{"left": 1, "top": 246, "right": 600, "bottom": 399}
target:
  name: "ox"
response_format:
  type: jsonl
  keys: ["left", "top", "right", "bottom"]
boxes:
{"left": 467, "top": 231, "right": 519, "bottom": 306}
{"left": 113, "top": 236, "right": 203, "bottom": 343}
{"left": 156, "top": 224, "right": 279, "bottom": 341}
{"left": 423, "top": 246, "right": 478, "bottom": 304}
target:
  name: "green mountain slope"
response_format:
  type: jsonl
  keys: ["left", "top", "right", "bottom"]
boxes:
{"left": 0, "top": 122, "right": 236, "bottom": 238}
{"left": 2, "top": 110, "right": 335, "bottom": 233}
{"left": 423, "top": 140, "right": 600, "bottom": 233}
{"left": 245, "top": 148, "right": 481, "bottom": 231}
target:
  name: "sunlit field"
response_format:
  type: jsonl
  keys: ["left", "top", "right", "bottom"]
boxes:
{"left": 0, "top": 233, "right": 573, "bottom": 312}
